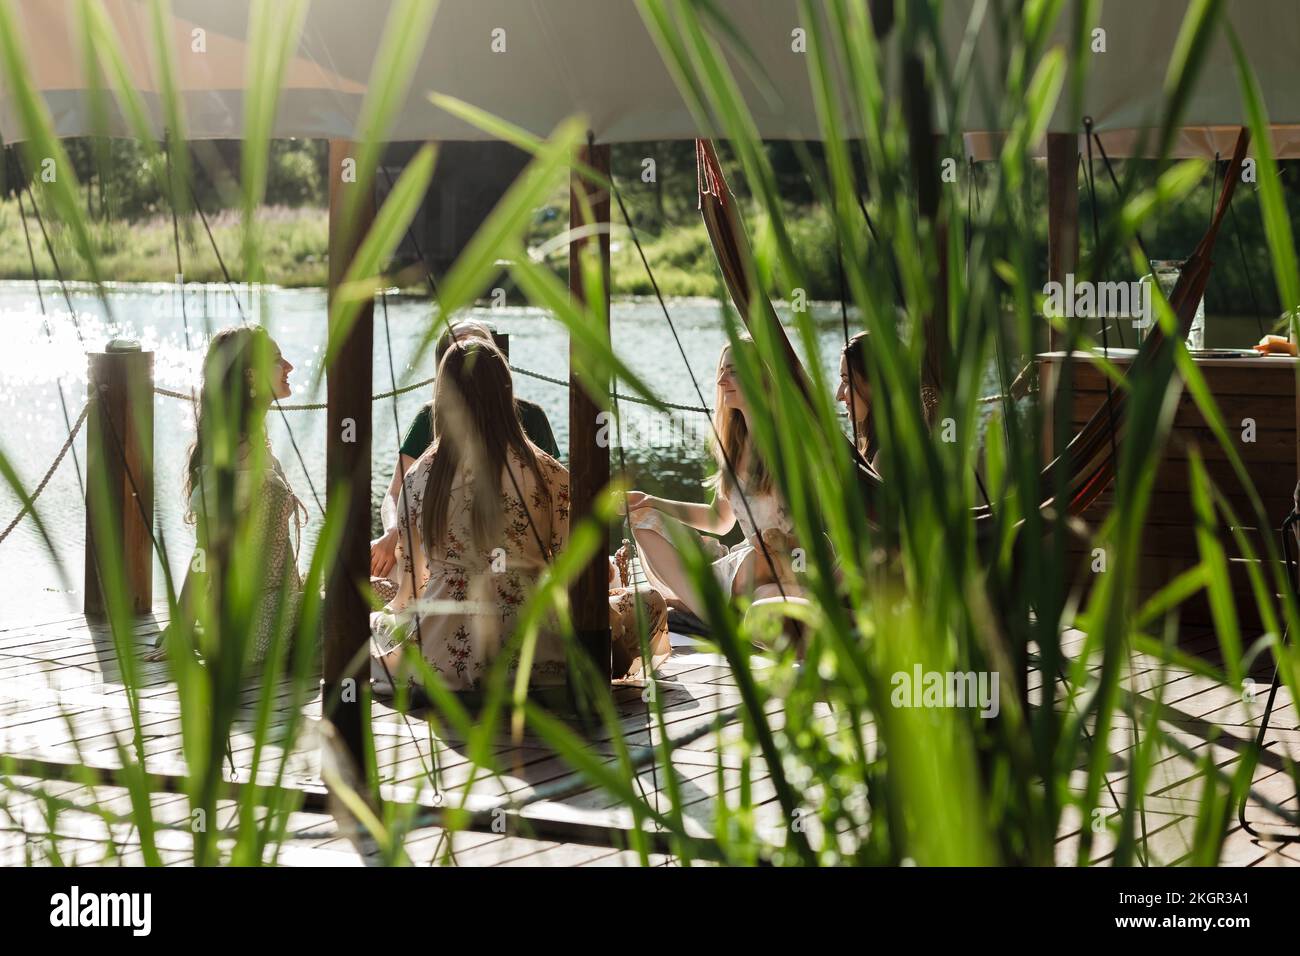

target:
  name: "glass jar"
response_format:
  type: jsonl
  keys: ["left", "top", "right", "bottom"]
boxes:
{"left": 1139, "top": 259, "right": 1205, "bottom": 350}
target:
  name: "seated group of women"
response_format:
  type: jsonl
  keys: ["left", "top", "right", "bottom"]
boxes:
{"left": 164, "top": 320, "right": 878, "bottom": 695}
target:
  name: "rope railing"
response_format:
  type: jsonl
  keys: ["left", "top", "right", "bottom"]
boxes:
{"left": 0, "top": 400, "right": 92, "bottom": 545}
{"left": 152, "top": 374, "right": 437, "bottom": 410}
{"left": 153, "top": 365, "right": 714, "bottom": 415}
{"left": 514, "top": 366, "right": 712, "bottom": 414}
{"left": 144, "top": 357, "right": 1021, "bottom": 410}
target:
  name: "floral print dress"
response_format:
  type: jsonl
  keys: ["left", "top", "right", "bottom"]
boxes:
{"left": 187, "top": 448, "right": 306, "bottom": 664}
{"left": 370, "top": 445, "right": 570, "bottom": 692}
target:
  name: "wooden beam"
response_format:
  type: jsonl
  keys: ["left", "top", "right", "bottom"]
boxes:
{"left": 84, "top": 344, "right": 154, "bottom": 617}
{"left": 568, "top": 143, "right": 613, "bottom": 688}
{"left": 323, "top": 140, "right": 374, "bottom": 766}
{"left": 1046, "top": 133, "right": 1079, "bottom": 354}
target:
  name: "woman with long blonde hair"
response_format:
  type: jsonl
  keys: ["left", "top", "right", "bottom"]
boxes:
{"left": 626, "top": 339, "right": 799, "bottom": 621}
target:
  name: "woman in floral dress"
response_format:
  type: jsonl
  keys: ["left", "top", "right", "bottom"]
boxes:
{"left": 372, "top": 338, "right": 672, "bottom": 690}
{"left": 371, "top": 340, "right": 571, "bottom": 692}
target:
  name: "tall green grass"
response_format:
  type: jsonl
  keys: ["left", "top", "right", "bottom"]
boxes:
{"left": 0, "top": 0, "right": 1297, "bottom": 866}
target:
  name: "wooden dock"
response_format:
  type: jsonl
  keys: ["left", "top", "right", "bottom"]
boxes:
{"left": 0, "top": 610, "right": 1297, "bottom": 866}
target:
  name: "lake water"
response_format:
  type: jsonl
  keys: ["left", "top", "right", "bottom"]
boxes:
{"left": 0, "top": 282, "right": 865, "bottom": 623}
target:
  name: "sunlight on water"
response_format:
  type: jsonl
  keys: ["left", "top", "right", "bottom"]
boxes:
{"left": 0, "top": 282, "right": 864, "bottom": 624}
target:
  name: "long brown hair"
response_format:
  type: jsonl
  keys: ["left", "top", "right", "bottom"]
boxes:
{"left": 842, "top": 331, "right": 877, "bottom": 457}
{"left": 704, "top": 339, "right": 773, "bottom": 499}
{"left": 420, "top": 339, "right": 547, "bottom": 553}
{"left": 184, "top": 326, "right": 277, "bottom": 520}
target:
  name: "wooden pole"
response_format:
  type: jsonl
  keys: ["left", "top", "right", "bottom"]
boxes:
{"left": 568, "top": 142, "right": 613, "bottom": 688}
{"left": 1046, "top": 132, "right": 1079, "bottom": 354}
{"left": 323, "top": 140, "right": 374, "bottom": 766}
{"left": 85, "top": 342, "right": 154, "bottom": 617}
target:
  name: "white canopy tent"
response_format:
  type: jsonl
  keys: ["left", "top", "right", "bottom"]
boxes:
{"left": 2, "top": 0, "right": 1299, "bottom": 155}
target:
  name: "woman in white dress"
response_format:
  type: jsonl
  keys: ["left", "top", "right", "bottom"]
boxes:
{"left": 371, "top": 340, "right": 571, "bottom": 693}
{"left": 150, "top": 326, "right": 306, "bottom": 666}
{"left": 626, "top": 340, "right": 800, "bottom": 621}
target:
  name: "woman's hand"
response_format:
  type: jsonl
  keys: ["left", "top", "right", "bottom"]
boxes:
{"left": 627, "top": 491, "right": 732, "bottom": 536}
{"left": 756, "top": 529, "right": 800, "bottom": 584}
{"left": 624, "top": 491, "right": 657, "bottom": 514}
{"left": 370, "top": 528, "right": 399, "bottom": 578}
{"left": 759, "top": 528, "right": 798, "bottom": 554}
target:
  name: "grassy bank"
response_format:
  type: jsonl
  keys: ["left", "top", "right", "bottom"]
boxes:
{"left": 0, "top": 192, "right": 767, "bottom": 297}
{"left": 0, "top": 201, "right": 329, "bottom": 287}
{"left": 3, "top": 170, "right": 1293, "bottom": 312}
{"left": 571, "top": 168, "right": 1296, "bottom": 312}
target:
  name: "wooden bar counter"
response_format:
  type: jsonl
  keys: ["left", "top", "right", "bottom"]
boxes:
{"left": 1037, "top": 350, "right": 1299, "bottom": 629}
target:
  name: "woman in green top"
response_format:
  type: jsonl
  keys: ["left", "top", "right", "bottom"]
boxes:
{"left": 370, "top": 320, "right": 559, "bottom": 579}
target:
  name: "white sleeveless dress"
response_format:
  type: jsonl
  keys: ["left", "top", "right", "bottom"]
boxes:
{"left": 714, "top": 481, "right": 794, "bottom": 595}
{"left": 631, "top": 477, "right": 794, "bottom": 601}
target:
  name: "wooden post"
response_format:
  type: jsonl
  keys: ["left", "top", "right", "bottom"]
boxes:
{"left": 1046, "top": 132, "right": 1079, "bottom": 354}
{"left": 85, "top": 342, "right": 154, "bottom": 617}
{"left": 568, "top": 143, "right": 613, "bottom": 687}
{"left": 323, "top": 140, "right": 374, "bottom": 766}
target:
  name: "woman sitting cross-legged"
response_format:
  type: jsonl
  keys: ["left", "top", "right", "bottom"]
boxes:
{"left": 372, "top": 339, "right": 671, "bottom": 689}
{"left": 626, "top": 339, "right": 802, "bottom": 624}
{"left": 370, "top": 339, "right": 571, "bottom": 693}
{"left": 149, "top": 326, "right": 307, "bottom": 666}
{"left": 369, "top": 320, "right": 559, "bottom": 584}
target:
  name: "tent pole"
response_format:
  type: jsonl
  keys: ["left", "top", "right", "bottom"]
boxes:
{"left": 568, "top": 142, "right": 613, "bottom": 694}
{"left": 323, "top": 139, "right": 374, "bottom": 770}
{"left": 1046, "top": 132, "right": 1079, "bottom": 355}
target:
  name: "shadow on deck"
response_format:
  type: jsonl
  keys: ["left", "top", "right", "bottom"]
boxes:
{"left": 0, "top": 610, "right": 1297, "bottom": 866}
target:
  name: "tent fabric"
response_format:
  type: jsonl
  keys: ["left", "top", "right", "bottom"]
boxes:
{"left": 2, "top": 1, "right": 1298, "bottom": 154}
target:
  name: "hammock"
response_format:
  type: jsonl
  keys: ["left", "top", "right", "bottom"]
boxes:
{"left": 694, "top": 129, "right": 1252, "bottom": 531}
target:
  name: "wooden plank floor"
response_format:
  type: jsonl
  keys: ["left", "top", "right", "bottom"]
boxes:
{"left": 0, "top": 610, "right": 1297, "bottom": 866}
